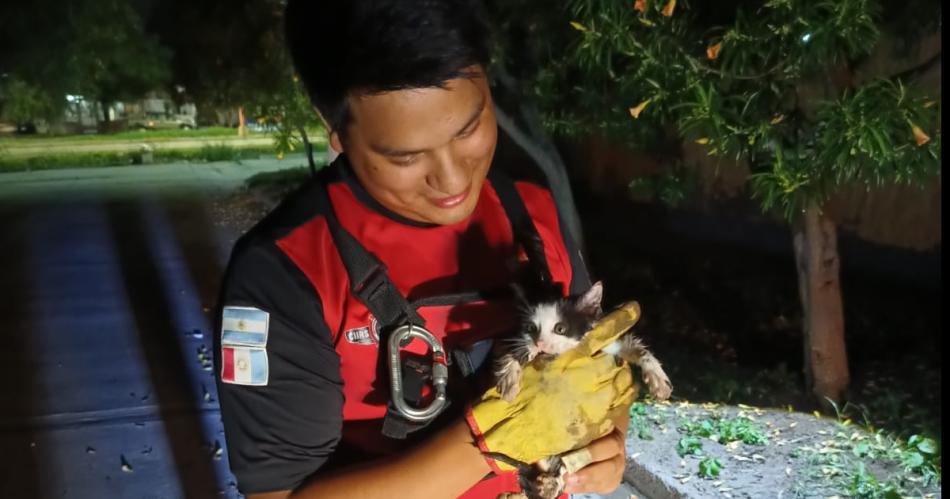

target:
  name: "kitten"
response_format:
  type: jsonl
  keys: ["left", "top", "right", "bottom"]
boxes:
{"left": 489, "top": 281, "right": 672, "bottom": 499}
{"left": 494, "top": 280, "right": 672, "bottom": 403}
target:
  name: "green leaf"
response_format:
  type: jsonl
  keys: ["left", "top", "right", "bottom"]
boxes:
{"left": 903, "top": 452, "right": 925, "bottom": 469}
{"left": 698, "top": 456, "right": 722, "bottom": 478}
{"left": 914, "top": 436, "right": 938, "bottom": 455}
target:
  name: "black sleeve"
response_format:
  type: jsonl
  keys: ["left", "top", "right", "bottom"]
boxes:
{"left": 213, "top": 238, "right": 344, "bottom": 494}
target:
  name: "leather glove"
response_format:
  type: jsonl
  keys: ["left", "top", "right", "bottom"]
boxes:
{"left": 466, "top": 302, "right": 641, "bottom": 471}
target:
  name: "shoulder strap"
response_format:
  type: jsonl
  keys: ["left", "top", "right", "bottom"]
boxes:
{"left": 315, "top": 180, "right": 424, "bottom": 329}
{"left": 488, "top": 167, "right": 553, "bottom": 285}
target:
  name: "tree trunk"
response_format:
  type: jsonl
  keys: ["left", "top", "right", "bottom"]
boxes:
{"left": 793, "top": 203, "right": 850, "bottom": 410}
{"left": 238, "top": 106, "right": 246, "bottom": 137}
{"left": 99, "top": 101, "right": 111, "bottom": 124}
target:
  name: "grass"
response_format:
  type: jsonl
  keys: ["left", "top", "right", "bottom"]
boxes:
{"left": 0, "top": 126, "right": 243, "bottom": 144}
{"left": 0, "top": 126, "right": 325, "bottom": 145}
{"left": 0, "top": 144, "right": 282, "bottom": 172}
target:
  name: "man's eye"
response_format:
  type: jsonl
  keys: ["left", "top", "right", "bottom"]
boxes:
{"left": 391, "top": 154, "right": 417, "bottom": 165}
{"left": 457, "top": 120, "right": 480, "bottom": 139}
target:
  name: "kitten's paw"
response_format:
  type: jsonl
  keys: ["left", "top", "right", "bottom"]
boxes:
{"left": 534, "top": 472, "right": 565, "bottom": 499}
{"left": 644, "top": 368, "right": 673, "bottom": 401}
{"left": 496, "top": 360, "right": 523, "bottom": 402}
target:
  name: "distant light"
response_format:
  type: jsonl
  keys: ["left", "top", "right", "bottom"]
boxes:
{"left": 801, "top": 33, "right": 812, "bottom": 43}
{"left": 66, "top": 95, "right": 79, "bottom": 103}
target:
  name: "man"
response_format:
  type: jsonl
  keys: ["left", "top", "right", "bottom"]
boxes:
{"left": 214, "top": 1, "right": 631, "bottom": 497}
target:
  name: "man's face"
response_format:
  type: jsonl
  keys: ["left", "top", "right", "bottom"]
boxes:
{"left": 330, "top": 68, "right": 497, "bottom": 226}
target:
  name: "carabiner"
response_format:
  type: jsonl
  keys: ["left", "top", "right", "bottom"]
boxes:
{"left": 388, "top": 324, "right": 449, "bottom": 423}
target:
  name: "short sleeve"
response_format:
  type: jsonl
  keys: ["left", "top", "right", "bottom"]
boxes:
{"left": 214, "top": 238, "right": 344, "bottom": 494}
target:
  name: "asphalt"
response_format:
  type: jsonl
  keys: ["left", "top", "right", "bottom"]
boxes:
{"left": 0, "top": 154, "right": 313, "bottom": 201}
{"left": 0, "top": 156, "right": 660, "bottom": 499}
{"left": 0, "top": 156, "right": 320, "bottom": 498}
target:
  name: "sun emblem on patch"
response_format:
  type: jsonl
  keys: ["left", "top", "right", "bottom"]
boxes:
{"left": 237, "top": 319, "right": 246, "bottom": 331}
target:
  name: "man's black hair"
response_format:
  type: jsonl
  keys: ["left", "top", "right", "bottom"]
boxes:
{"left": 284, "top": 0, "right": 492, "bottom": 135}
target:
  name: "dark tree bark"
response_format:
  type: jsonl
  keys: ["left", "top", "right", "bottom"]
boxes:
{"left": 793, "top": 204, "right": 850, "bottom": 409}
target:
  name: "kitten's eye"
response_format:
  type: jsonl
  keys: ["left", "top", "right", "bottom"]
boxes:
{"left": 525, "top": 323, "right": 539, "bottom": 334}
{"left": 553, "top": 323, "right": 566, "bottom": 335}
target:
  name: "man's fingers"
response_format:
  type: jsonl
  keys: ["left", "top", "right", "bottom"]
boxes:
{"left": 563, "top": 451, "right": 625, "bottom": 494}
{"left": 585, "top": 425, "right": 625, "bottom": 463}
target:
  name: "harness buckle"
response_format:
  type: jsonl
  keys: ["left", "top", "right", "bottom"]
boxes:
{"left": 387, "top": 324, "right": 449, "bottom": 423}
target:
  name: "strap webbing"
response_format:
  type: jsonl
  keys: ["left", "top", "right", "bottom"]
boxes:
{"left": 488, "top": 167, "right": 553, "bottom": 285}
{"left": 316, "top": 182, "right": 424, "bottom": 329}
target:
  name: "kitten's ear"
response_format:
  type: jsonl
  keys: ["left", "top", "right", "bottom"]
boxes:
{"left": 575, "top": 281, "right": 603, "bottom": 316}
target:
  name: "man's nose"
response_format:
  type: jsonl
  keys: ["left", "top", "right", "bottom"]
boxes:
{"left": 427, "top": 149, "right": 468, "bottom": 194}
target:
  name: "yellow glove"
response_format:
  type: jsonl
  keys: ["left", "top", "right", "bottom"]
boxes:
{"left": 466, "top": 302, "right": 641, "bottom": 471}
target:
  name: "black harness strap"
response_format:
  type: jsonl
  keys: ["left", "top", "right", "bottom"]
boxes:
{"left": 316, "top": 165, "right": 553, "bottom": 439}
{"left": 487, "top": 167, "right": 554, "bottom": 286}
{"left": 316, "top": 182, "right": 424, "bottom": 329}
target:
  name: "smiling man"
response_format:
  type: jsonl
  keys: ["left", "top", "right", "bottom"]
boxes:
{"left": 213, "top": 1, "right": 631, "bottom": 498}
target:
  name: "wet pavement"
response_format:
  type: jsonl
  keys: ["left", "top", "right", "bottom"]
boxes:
{"left": 0, "top": 157, "right": 318, "bottom": 498}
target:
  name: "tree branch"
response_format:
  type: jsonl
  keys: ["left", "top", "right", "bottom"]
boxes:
{"left": 891, "top": 51, "right": 941, "bottom": 83}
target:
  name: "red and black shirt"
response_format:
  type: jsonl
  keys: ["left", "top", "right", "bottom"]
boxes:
{"left": 214, "top": 154, "right": 589, "bottom": 496}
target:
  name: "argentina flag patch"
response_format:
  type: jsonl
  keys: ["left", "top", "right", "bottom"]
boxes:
{"left": 220, "top": 306, "right": 269, "bottom": 386}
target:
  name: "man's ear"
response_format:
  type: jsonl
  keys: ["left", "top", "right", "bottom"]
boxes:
{"left": 314, "top": 107, "right": 344, "bottom": 154}
{"left": 328, "top": 131, "right": 344, "bottom": 155}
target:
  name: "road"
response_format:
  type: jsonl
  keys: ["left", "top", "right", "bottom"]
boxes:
{"left": 0, "top": 154, "right": 315, "bottom": 201}
{"left": 0, "top": 155, "right": 322, "bottom": 498}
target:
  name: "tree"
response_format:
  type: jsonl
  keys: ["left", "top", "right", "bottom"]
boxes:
{"left": 0, "top": 77, "right": 59, "bottom": 125}
{"left": 490, "top": 0, "right": 941, "bottom": 408}
{"left": 148, "top": 0, "right": 289, "bottom": 126}
{"left": 0, "top": 0, "right": 171, "bottom": 127}
{"left": 70, "top": 0, "right": 171, "bottom": 124}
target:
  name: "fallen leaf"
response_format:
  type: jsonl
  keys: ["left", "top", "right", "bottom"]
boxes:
{"left": 695, "top": 137, "right": 710, "bottom": 144}
{"left": 770, "top": 114, "right": 785, "bottom": 125}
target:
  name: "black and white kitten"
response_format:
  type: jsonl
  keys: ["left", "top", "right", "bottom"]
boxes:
{"left": 489, "top": 281, "right": 672, "bottom": 499}
{"left": 494, "top": 280, "right": 672, "bottom": 403}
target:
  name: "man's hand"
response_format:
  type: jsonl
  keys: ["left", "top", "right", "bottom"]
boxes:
{"left": 467, "top": 302, "right": 641, "bottom": 470}
{"left": 563, "top": 414, "right": 630, "bottom": 495}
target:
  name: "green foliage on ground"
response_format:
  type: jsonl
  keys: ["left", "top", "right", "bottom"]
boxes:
{"left": 790, "top": 421, "right": 941, "bottom": 498}
{"left": 681, "top": 414, "right": 770, "bottom": 446}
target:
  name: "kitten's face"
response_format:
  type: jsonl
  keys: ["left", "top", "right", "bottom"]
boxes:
{"left": 518, "top": 281, "right": 603, "bottom": 356}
